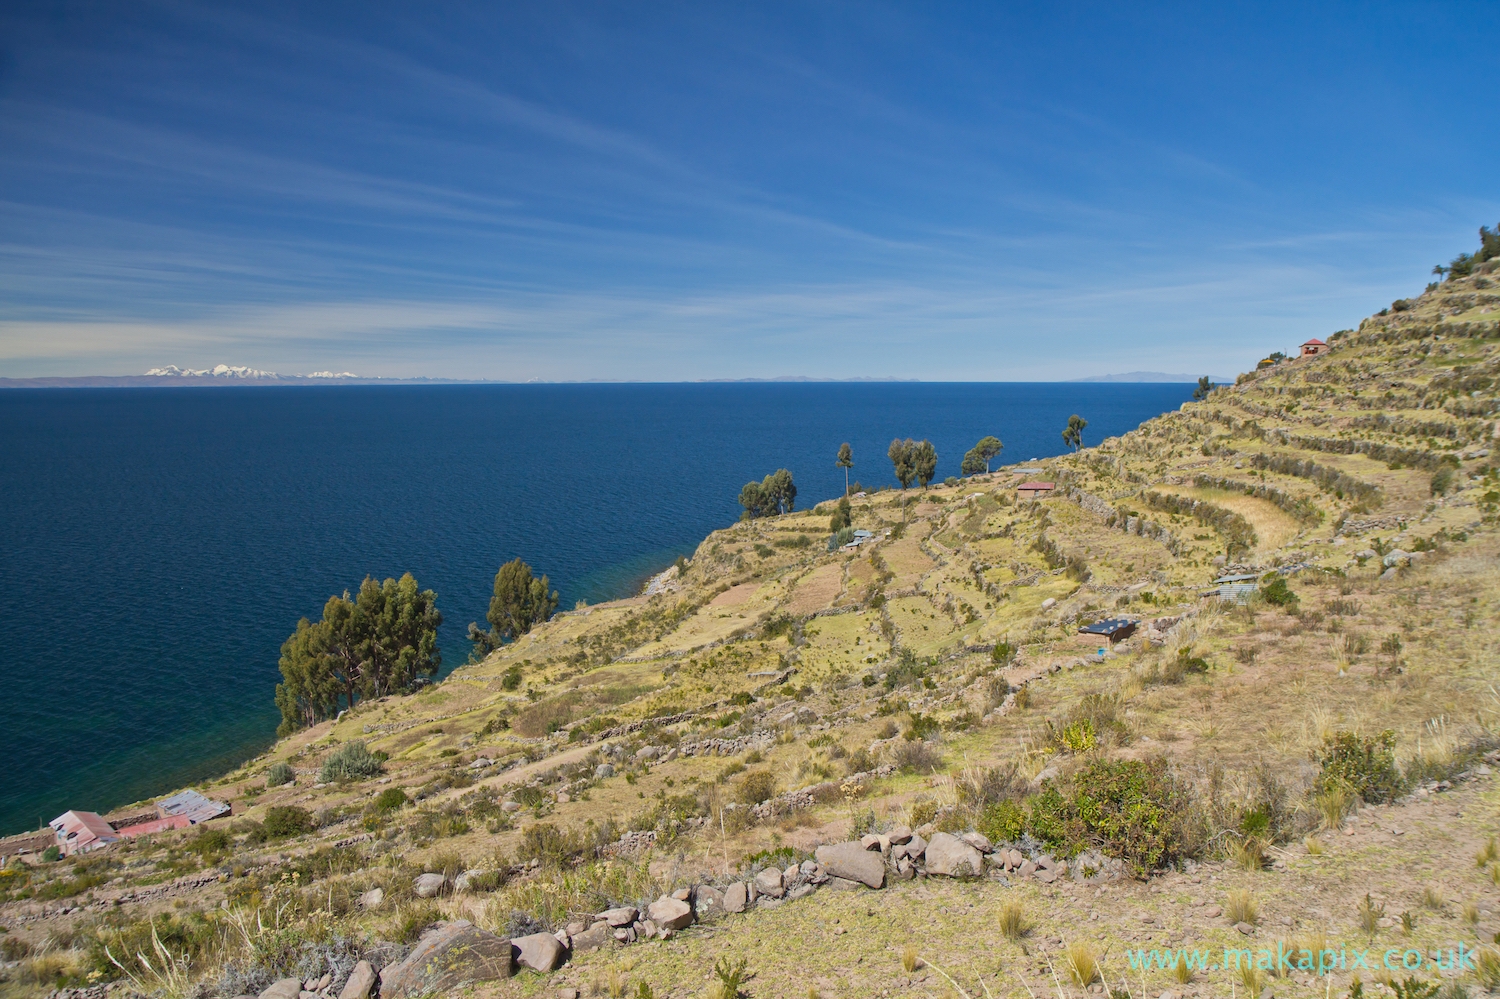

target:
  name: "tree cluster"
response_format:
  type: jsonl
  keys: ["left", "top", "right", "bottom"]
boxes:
{"left": 275, "top": 573, "right": 442, "bottom": 735}
{"left": 1192, "top": 376, "right": 1213, "bottom": 401}
{"left": 738, "top": 468, "right": 797, "bottom": 518}
{"left": 1433, "top": 223, "right": 1500, "bottom": 281}
{"left": 961, "top": 435, "right": 1003, "bottom": 476}
{"left": 828, "top": 495, "right": 853, "bottom": 532}
{"left": 888, "top": 438, "right": 937, "bottom": 488}
{"left": 468, "top": 557, "right": 559, "bottom": 658}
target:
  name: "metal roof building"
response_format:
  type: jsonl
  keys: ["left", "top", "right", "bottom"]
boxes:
{"left": 155, "top": 789, "right": 230, "bottom": 825}
{"left": 1077, "top": 617, "right": 1138, "bottom": 642}
{"left": 48, "top": 810, "right": 120, "bottom": 856}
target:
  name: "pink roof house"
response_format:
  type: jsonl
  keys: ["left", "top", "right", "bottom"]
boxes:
{"left": 48, "top": 811, "right": 120, "bottom": 856}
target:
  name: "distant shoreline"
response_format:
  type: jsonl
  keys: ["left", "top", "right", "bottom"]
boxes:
{"left": 0, "top": 375, "right": 1212, "bottom": 389}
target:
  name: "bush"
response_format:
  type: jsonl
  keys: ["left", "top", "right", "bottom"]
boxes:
{"left": 265, "top": 762, "right": 295, "bottom": 787}
{"left": 1027, "top": 757, "right": 1200, "bottom": 876}
{"left": 261, "top": 805, "right": 314, "bottom": 839}
{"left": 891, "top": 740, "right": 943, "bottom": 774}
{"left": 318, "top": 741, "right": 383, "bottom": 782}
{"left": 1318, "top": 731, "right": 1404, "bottom": 803}
{"left": 738, "top": 770, "right": 777, "bottom": 805}
{"left": 1260, "top": 576, "right": 1297, "bottom": 608}
{"left": 502, "top": 665, "right": 523, "bottom": 690}
{"left": 977, "top": 799, "right": 1026, "bottom": 843}
{"left": 40, "top": 846, "right": 60, "bottom": 863}
{"left": 991, "top": 641, "right": 1016, "bottom": 666}
{"left": 187, "top": 826, "right": 232, "bottom": 859}
{"left": 371, "top": 788, "right": 409, "bottom": 813}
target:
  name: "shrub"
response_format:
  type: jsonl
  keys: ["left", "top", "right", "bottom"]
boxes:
{"left": 1226, "top": 888, "right": 1259, "bottom": 925}
{"left": 990, "top": 641, "right": 1016, "bottom": 666}
{"left": 1318, "top": 731, "right": 1404, "bottom": 804}
{"left": 977, "top": 800, "right": 1026, "bottom": 843}
{"left": 187, "top": 827, "right": 231, "bottom": 859}
{"left": 1260, "top": 576, "right": 1297, "bottom": 608}
{"left": 261, "top": 805, "right": 314, "bottom": 839}
{"left": 1027, "top": 757, "right": 1200, "bottom": 876}
{"left": 265, "top": 762, "right": 295, "bottom": 787}
{"left": 318, "top": 741, "right": 383, "bottom": 782}
{"left": 890, "top": 740, "right": 942, "bottom": 774}
{"left": 502, "top": 665, "right": 523, "bottom": 690}
{"left": 903, "top": 712, "right": 940, "bottom": 741}
{"left": 40, "top": 845, "right": 60, "bottom": 863}
{"left": 372, "top": 788, "right": 409, "bottom": 813}
{"left": 738, "top": 770, "right": 777, "bottom": 805}
{"left": 1431, "top": 466, "right": 1457, "bottom": 497}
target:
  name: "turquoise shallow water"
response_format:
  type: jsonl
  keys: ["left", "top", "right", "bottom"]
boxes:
{"left": 0, "top": 381, "right": 1191, "bottom": 834}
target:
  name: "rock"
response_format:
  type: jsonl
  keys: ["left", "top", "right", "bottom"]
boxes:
{"left": 887, "top": 825, "right": 913, "bottom": 845}
{"left": 316, "top": 973, "right": 332, "bottom": 990}
{"left": 814, "top": 842, "right": 886, "bottom": 889}
{"left": 1234, "top": 921, "right": 1256, "bottom": 935}
{"left": 260, "top": 979, "right": 303, "bottom": 999}
{"left": 357, "top": 888, "right": 384, "bottom": 910}
{"left": 599, "top": 907, "right": 638, "bottom": 927}
{"left": 1006, "top": 848, "right": 1024, "bottom": 868}
{"left": 648, "top": 895, "right": 694, "bottom": 930}
{"left": 906, "top": 834, "right": 928, "bottom": 860}
{"left": 378, "top": 921, "right": 514, "bottom": 997}
{"left": 915, "top": 823, "right": 936, "bottom": 838}
{"left": 671, "top": 887, "right": 692, "bottom": 901}
{"left": 784, "top": 863, "right": 800, "bottom": 885}
{"left": 787, "top": 883, "right": 815, "bottom": 901}
{"left": 555, "top": 792, "right": 570, "bottom": 803}
{"left": 1379, "top": 567, "right": 1399, "bottom": 581}
{"left": 566, "top": 922, "right": 586, "bottom": 937}
{"left": 1036, "top": 868, "right": 1059, "bottom": 884}
{"left": 860, "top": 834, "right": 882, "bottom": 851}
{"left": 1205, "top": 906, "right": 1222, "bottom": 918}
{"left": 1042, "top": 597, "right": 1057, "bottom": 610}
{"left": 570, "top": 923, "right": 611, "bottom": 953}
{"left": 662, "top": 748, "right": 679, "bottom": 762}
{"left": 1382, "top": 550, "right": 1410, "bottom": 568}
{"left": 639, "top": 919, "right": 658, "bottom": 939}
{"left": 1035, "top": 854, "right": 1056, "bottom": 871}
{"left": 300, "top": 990, "right": 319, "bottom": 999}
{"left": 959, "top": 831, "right": 993, "bottom": 854}
{"left": 413, "top": 873, "right": 445, "bottom": 898}
{"left": 453, "top": 869, "right": 484, "bottom": 892}
{"left": 754, "top": 867, "right": 785, "bottom": 898}
{"left": 338, "top": 962, "right": 375, "bottom": 999}
{"left": 800, "top": 859, "right": 819, "bottom": 876}
{"left": 723, "top": 882, "right": 748, "bottom": 913}
{"left": 595, "top": 763, "right": 615, "bottom": 778}
{"left": 635, "top": 746, "right": 659, "bottom": 760}
{"left": 694, "top": 884, "right": 725, "bottom": 917}
{"left": 1031, "top": 767, "right": 1059, "bottom": 785}
{"left": 557, "top": 990, "right": 581, "bottom": 999}
{"left": 925, "top": 833, "right": 984, "bottom": 877}
{"left": 1018, "top": 860, "right": 1037, "bottom": 878}
{"left": 512, "top": 932, "right": 566, "bottom": 972}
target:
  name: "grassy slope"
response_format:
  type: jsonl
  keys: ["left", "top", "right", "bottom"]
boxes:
{"left": 6, "top": 263, "right": 1500, "bottom": 999}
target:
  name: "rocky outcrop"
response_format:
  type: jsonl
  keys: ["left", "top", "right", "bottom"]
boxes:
{"left": 378, "top": 921, "right": 513, "bottom": 997}
{"left": 814, "top": 841, "right": 885, "bottom": 888}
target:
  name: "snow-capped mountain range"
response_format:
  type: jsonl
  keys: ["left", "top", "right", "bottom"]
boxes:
{"left": 143, "top": 365, "right": 359, "bottom": 379}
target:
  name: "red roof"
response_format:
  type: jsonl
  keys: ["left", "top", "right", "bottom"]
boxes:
{"left": 1018, "top": 481, "right": 1055, "bottom": 490}
{"left": 116, "top": 815, "right": 191, "bottom": 839}
{"left": 1302, "top": 338, "right": 1326, "bottom": 346}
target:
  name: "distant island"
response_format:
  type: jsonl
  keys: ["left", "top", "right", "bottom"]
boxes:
{"left": 0, "top": 364, "right": 476, "bottom": 388}
{"left": 1068, "top": 370, "right": 1233, "bottom": 383}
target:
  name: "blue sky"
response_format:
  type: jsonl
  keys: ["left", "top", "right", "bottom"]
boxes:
{"left": 0, "top": 2, "right": 1496, "bottom": 380}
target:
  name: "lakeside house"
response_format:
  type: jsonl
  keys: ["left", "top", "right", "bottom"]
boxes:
{"left": 1298, "top": 338, "right": 1327, "bottom": 359}
{"left": 1016, "top": 481, "right": 1055, "bottom": 500}
{"left": 48, "top": 810, "right": 119, "bottom": 856}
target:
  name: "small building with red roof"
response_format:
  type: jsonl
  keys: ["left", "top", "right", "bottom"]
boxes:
{"left": 1299, "top": 338, "right": 1327, "bottom": 358}
{"left": 48, "top": 810, "right": 120, "bottom": 856}
{"left": 1017, "top": 481, "right": 1055, "bottom": 500}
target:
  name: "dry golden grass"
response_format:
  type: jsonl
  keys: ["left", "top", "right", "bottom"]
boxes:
{"left": 1225, "top": 889, "right": 1258, "bottom": 925}
{"left": 1064, "top": 941, "right": 1100, "bottom": 986}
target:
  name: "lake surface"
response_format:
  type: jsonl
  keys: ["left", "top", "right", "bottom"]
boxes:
{"left": 0, "top": 381, "right": 1191, "bottom": 834}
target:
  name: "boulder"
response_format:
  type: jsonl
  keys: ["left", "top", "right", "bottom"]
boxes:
{"left": 783, "top": 863, "right": 800, "bottom": 885}
{"left": 648, "top": 894, "right": 693, "bottom": 930}
{"left": 754, "top": 867, "right": 785, "bottom": 898}
{"left": 595, "top": 763, "right": 615, "bottom": 778}
{"left": 357, "top": 888, "right": 384, "bottom": 910}
{"left": 338, "top": 962, "right": 376, "bottom": 999}
{"left": 924, "top": 833, "right": 984, "bottom": 877}
{"left": 378, "top": 921, "right": 513, "bottom": 997}
{"left": 260, "top": 979, "right": 303, "bottom": 999}
{"left": 670, "top": 887, "right": 692, "bottom": 901}
{"left": 723, "top": 882, "right": 748, "bottom": 913}
{"left": 960, "top": 832, "right": 993, "bottom": 854}
{"left": 906, "top": 834, "right": 928, "bottom": 861}
{"left": 599, "top": 907, "right": 638, "bottom": 927}
{"left": 860, "top": 834, "right": 882, "bottom": 851}
{"left": 512, "top": 932, "right": 566, "bottom": 972}
{"left": 814, "top": 842, "right": 885, "bottom": 889}
{"left": 886, "top": 825, "right": 913, "bottom": 845}
{"left": 570, "top": 923, "right": 611, "bottom": 953}
{"left": 694, "top": 884, "right": 725, "bottom": 918}
{"left": 453, "top": 869, "right": 484, "bottom": 892}
{"left": 1018, "top": 860, "right": 1037, "bottom": 878}
{"left": 413, "top": 873, "right": 445, "bottom": 898}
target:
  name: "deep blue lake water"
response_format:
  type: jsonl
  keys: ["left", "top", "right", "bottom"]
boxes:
{"left": 0, "top": 382, "right": 1192, "bottom": 834}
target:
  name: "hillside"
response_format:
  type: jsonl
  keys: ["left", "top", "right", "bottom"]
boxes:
{"left": 5, "top": 256, "right": 1500, "bottom": 999}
